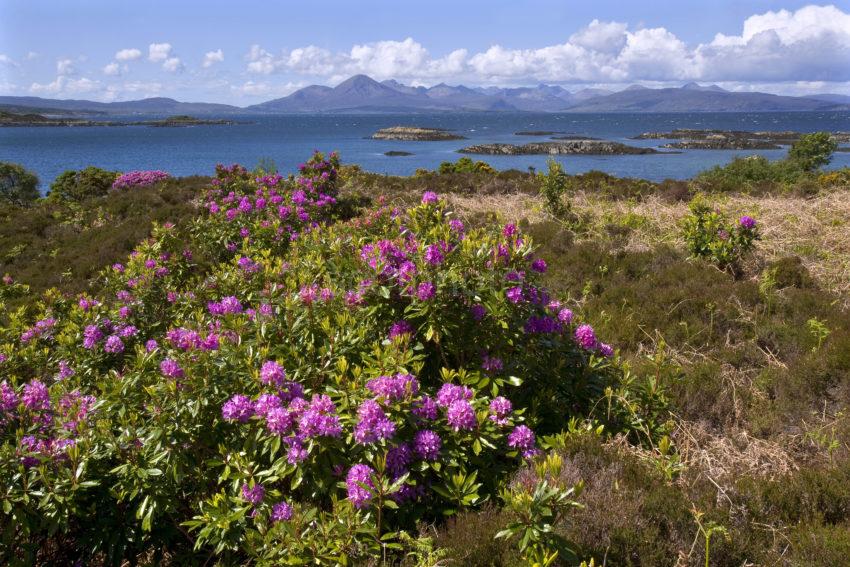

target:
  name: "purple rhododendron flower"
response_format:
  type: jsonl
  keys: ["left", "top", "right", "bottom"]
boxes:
{"left": 416, "top": 281, "right": 436, "bottom": 301}
{"left": 104, "top": 335, "right": 124, "bottom": 353}
{"left": 271, "top": 501, "right": 293, "bottom": 522}
{"left": 413, "top": 429, "right": 441, "bottom": 461}
{"left": 531, "top": 258, "right": 548, "bottom": 273}
{"left": 507, "top": 425, "right": 537, "bottom": 457}
{"left": 446, "top": 399, "right": 476, "bottom": 431}
{"left": 488, "top": 396, "right": 512, "bottom": 425}
{"left": 22, "top": 380, "right": 50, "bottom": 411}
{"left": 388, "top": 320, "right": 414, "bottom": 339}
{"left": 222, "top": 394, "right": 255, "bottom": 422}
{"left": 421, "top": 191, "right": 439, "bottom": 204}
{"left": 739, "top": 215, "right": 757, "bottom": 230}
{"left": 354, "top": 399, "right": 396, "bottom": 444}
{"left": 506, "top": 286, "right": 524, "bottom": 304}
{"left": 260, "top": 361, "right": 286, "bottom": 387}
{"left": 346, "top": 464, "right": 375, "bottom": 509}
{"left": 574, "top": 324, "right": 597, "bottom": 350}
{"left": 241, "top": 483, "right": 265, "bottom": 505}
{"left": 436, "top": 383, "right": 473, "bottom": 407}
{"left": 412, "top": 395, "right": 439, "bottom": 420}
{"left": 160, "top": 358, "right": 184, "bottom": 379}
{"left": 423, "top": 244, "right": 445, "bottom": 265}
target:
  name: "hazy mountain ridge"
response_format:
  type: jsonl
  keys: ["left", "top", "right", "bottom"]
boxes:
{"left": 1, "top": 75, "right": 848, "bottom": 115}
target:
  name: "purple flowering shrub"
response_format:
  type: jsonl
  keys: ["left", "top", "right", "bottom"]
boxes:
{"left": 682, "top": 196, "right": 760, "bottom": 269}
{"left": 112, "top": 170, "right": 171, "bottom": 190}
{"left": 0, "top": 154, "right": 633, "bottom": 563}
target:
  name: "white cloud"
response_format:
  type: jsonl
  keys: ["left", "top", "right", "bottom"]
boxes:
{"left": 148, "top": 43, "right": 172, "bottom": 62}
{"left": 103, "top": 62, "right": 122, "bottom": 76}
{"left": 30, "top": 76, "right": 100, "bottom": 96}
{"left": 115, "top": 48, "right": 142, "bottom": 62}
{"left": 202, "top": 49, "right": 224, "bottom": 68}
{"left": 239, "top": 5, "right": 850, "bottom": 88}
{"left": 56, "top": 58, "right": 75, "bottom": 75}
{"left": 25, "top": 51, "right": 39, "bottom": 61}
{"left": 162, "top": 57, "right": 183, "bottom": 72}
{"left": 0, "top": 54, "right": 16, "bottom": 67}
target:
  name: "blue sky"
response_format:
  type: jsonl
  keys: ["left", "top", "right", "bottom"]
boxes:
{"left": 1, "top": 1, "right": 849, "bottom": 104}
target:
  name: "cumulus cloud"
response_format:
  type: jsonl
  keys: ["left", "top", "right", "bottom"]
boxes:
{"left": 56, "top": 58, "right": 76, "bottom": 76}
{"left": 30, "top": 76, "right": 100, "bottom": 96}
{"left": 162, "top": 57, "right": 183, "bottom": 72}
{"left": 148, "top": 43, "right": 172, "bottom": 62}
{"left": 115, "top": 48, "right": 142, "bottom": 62}
{"left": 202, "top": 49, "right": 224, "bottom": 68}
{"left": 0, "top": 54, "right": 17, "bottom": 67}
{"left": 103, "top": 62, "right": 122, "bottom": 76}
{"left": 241, "top": 5, "right": 850, "bottom": 88}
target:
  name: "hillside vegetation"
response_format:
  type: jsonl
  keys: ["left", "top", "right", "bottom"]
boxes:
{"left": 0, "top": 137, "right": 849, "bottom": 565}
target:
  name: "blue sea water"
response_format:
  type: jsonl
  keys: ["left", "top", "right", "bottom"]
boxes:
{"left": 2, "top": 111, "right": 849, "bottom": 188}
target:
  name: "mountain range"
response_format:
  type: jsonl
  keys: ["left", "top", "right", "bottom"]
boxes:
{"left": 1, "top": 75, "right": 848, "bottom": 115}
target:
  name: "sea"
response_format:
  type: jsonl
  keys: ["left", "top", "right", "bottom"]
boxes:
{"left": 2, "top": 111, "right": 849, "bottom": 188}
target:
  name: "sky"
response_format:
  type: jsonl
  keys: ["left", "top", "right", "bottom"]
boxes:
{"left": 1, "top": 0, "right": 849, "bottom": 105}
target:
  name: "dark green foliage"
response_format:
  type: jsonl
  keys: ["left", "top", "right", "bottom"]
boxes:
{"left": 47, "top": 166, "right": 120, "bottom": 202}
{"left": 789, "top": 132, "right": 838, "bottom": 172}
{"left": 436, "top": 156, "right": 495, "bottom": 175}
{"left": 0, "top": 162, "right": 40, "bottom": 205}
{"left": 764, "top": 255, "right": 815, "bottom": 289}
{"left": 537, "top": 159, "right": 571, "bottom": 220}
{"left": 0, "top": 176, "right": 205, "bottom": 304}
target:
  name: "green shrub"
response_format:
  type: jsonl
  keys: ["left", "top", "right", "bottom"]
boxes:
{"left": 693, "top": 155, "right": 806, "bottom": 193}
{"left": 789, "top": 132, "right": 838, "bottom": 172}
{"left": 48, "top": 166, "right": 119, "bottom": 203}
{"left": 0, "top": 152, "right": 632, "bottom": 564}
{"left": 0, "top": 162, "right": 40, "bottom": 205}
{"left": 537, "top": 158, "right": 571, "bottom": 220}
{"left": 437, "top": 157, "right": 495, "bottom": 175}
{"left": 681, "top": 196, "right": 759, "bottom": 269}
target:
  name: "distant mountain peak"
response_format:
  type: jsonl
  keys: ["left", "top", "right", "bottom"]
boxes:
{"left": 681, "top": 82, "right": 727, "bottom": 93}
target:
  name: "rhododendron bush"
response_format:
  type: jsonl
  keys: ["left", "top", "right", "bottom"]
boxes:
{"left": 0, "top": 152, "right": 640, "bottom": 564}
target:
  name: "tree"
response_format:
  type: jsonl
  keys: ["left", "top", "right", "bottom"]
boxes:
{"left": 48, "top": 166, "right": 119, "bottom": 202}
{"left": 788, "top": 132, "right": 837, "bottom": 172}
{"left": 0, "top": 162, "right": 40, "bottom": 205}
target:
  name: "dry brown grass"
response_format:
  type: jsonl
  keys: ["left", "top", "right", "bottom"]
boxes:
{"left": 449, "top": 187, "right": 850, "bottom": 301}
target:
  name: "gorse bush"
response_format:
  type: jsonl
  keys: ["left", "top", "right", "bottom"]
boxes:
{"left": 0, "top": 151, "right": 631, "bottom": 564}
{"left": 681, "top": 196, "right": 759, "bottom": 269}
{"left": 538, "top": 158, "right": 571, "bottom": 221}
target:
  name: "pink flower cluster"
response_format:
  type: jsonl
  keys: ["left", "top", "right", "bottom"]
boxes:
{"left": 112, "top": 170, "right": 171, "bottom": 190}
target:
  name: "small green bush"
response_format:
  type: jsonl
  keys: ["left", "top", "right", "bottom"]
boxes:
{"left": 48, "top": 166, "right": 119, "bottom": 202}
{"left": 537, "top": 158, "right": 571, "bottom": 220}
{"left": 789, "top": 132, "right": 838, "bottom": 172}
{"left": 681, "top": 197, "right": 759, "bottom": 269}
{"left": 437, "top": 157, "right": 495, "bottom": 175}
{"left": 0, "top": 162, "right": 40, "bottom": 205}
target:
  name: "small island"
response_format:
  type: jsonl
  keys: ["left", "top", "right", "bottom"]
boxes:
{"left": 514, "top": 130, "right": 564, "bottom": 136}
{"left": 458, "top": 140, "right": 660, "bottom": 155}
{"left": 371, "top": 126, "right": 466, "bottom": 141}
{"left": 0, "top": 111, "right": 244, "bottom": 127}
{"left": 384, "top": 150, "right": 414, "bottom": 156}
{"left": 632, "top": 129, "right": 850, "bottom": 149}
{"left": 550, "top": 134, "right": 600, "bottom": 140}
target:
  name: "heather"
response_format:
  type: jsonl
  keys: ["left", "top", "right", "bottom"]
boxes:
{"left": 1, "top": 148, "right": 850, "bottom": 565}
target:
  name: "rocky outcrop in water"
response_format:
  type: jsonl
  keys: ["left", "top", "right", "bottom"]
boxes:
{"left": 458, "top": 140, "right": 659, "bottom": 155}
{"left": 633, "top": 129, "right": 850, "bottom": 148}
{"left": 371, "top": 126, "right": 465, "bottom": 141}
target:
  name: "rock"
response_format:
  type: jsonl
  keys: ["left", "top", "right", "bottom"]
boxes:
{"left": 632, "top": 129, "right": 850, "bottom": 148}
{"left": 550, "top": 135, "right": 600, "bottom": 140}
{"left": 458, "top": 140, "right": 659, "bottom": 155}
{"left": 384, "top": 151, "right": 413, "bottom": 156}
{"left": 371, "top": 126, "right": 465, "bottom": 141}
{"left": 514, "top": 130, "right": 564, "bottom": 136}
{"left": 662, "top": 139, "right": 781, "bottom": 150}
